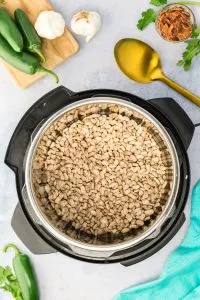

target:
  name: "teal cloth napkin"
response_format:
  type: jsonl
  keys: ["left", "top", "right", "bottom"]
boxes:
{"left": 114, "top": 181, "right": 200, "bottom": 300}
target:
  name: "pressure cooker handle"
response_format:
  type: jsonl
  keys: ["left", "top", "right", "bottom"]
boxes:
{"left": 5, "top": 86, "right": 74, "bottom": 172}
{"left": 148, "top": 98, "right": 194, "bottom": 150}
{"left": 12, "top": 203, "right": 57, "bottom": 255}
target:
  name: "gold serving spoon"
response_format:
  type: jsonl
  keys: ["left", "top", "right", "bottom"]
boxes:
{"left": 114, "top": 38, "right": 200, "bottom": 107}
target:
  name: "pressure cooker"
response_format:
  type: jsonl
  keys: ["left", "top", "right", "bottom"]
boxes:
{"left": 5, "top": 86, "right": 194, "bottom": 266}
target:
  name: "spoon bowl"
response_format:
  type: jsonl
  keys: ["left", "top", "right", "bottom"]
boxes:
{"left": 114, "top": 39, "right": 162, "bottom": 83}
{"left": 114, "top": 38, "right": 200, "bottom": 107}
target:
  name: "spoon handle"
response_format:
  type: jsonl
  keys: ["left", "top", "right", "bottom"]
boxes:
{"left": 159, "top": 74, "right": 200, "bottom": 107}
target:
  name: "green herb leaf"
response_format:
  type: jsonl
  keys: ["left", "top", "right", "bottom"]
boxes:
{"left": 192, "top": 27, "right": 200, "bottom": 38}
{"left": 137, "top": 9, "right": 157, "bottom": 31}
{"left": 150, "top": 0, "right": 167, "bottom": 6}
{"left": 177, "top": 39, "right": 200, "bottom": 70}
{"left": 0, "top": 265, "right": 23, "bottom": 300}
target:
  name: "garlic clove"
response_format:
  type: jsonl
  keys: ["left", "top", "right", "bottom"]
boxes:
{"left": 71, "top": 11, "right": 101, "bottom": 42}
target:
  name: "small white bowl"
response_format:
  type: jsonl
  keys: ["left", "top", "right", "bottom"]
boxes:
{"left": 156, "top": 4, "right": 195, "bottom": 42}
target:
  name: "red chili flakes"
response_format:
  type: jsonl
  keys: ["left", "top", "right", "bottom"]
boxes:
{"left": 157, "top": 6, "right": 193, "bottom": 42}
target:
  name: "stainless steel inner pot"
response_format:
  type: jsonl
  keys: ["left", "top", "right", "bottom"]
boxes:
{"left": 24, "top": 97, "right": 180, "bottom": 259}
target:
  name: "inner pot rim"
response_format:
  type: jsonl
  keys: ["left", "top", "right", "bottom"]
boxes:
{"left": 25, "top": 97, "right": 180, "bottom": 253}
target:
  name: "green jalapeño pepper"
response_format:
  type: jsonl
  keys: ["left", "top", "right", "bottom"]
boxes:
{"left": 0, "top": 8, "right": 23, "bottom": 52}
{"left": 0, "top": 34, "right": 59, "bottom": 82}
{"left": 14, "top": 9, "right": 46, "bottom": 63}
{"left": 3, "top": 244, "right": 40, "bottom": 300}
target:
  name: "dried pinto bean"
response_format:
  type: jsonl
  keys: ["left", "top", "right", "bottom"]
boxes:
{"left": 32, "top": 104, "right": 173, "bottom": 237}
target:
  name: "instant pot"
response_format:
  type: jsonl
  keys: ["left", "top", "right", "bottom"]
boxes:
{"left": 5, "top": 86, "right": 194, "bottom": 266}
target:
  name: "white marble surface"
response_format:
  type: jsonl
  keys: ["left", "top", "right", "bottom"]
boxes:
{"left": 0, "top": 0, "right": 200, "bottom": 299}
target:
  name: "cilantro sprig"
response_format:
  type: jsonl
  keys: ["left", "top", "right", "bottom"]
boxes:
{"left": 137, "top": 9, "right": 157, "bottom": 30}
{"left": 192, "top": 27, "right": 200, "bottom": 38}
{"left": 137, "top": 0, "right": 166, "bottom": 31}
{"left": 150, "top": 0, "right": 167, "bottom": 6}
{"left": 0, "top": 266, "right": 23, "bottom": 300}
{"left": 177, "top": 28, "right": 200, "bottom": 70}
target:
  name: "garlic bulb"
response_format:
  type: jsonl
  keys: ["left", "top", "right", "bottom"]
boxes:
{"left": 71, "top": 11, "right": 101, "bottom": 42}
{"left": 35, "top": 11, "right": 65, "bottom": 40}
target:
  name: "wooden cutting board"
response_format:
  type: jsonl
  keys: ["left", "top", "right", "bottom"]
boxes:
{"left": 0, "top": 0, "right": 79, "bottom": 88}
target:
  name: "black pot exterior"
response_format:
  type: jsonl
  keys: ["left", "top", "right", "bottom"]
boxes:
{"left": 5, "top": 86, "right": 193, "bottom": 265}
